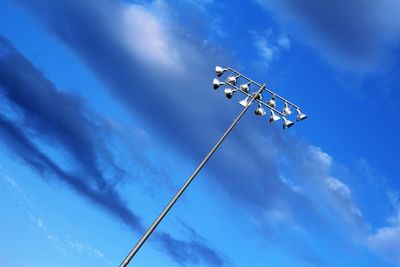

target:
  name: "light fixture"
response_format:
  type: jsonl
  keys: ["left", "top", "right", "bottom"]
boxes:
{"left": 296, "top": 109, "right": 308, "bottom": 121}
{"left": 215, "top": 66, "right": 228, "bottom": 77}
{"left": 269, "top": 110, "right": 280, "bottom": 123}
{"left": 224, "top": 88, "right": 236, "bottom": 99}
{"left": 266, "top": 95, "right": 276, "bottom": 109}
{"left": 239, "top": 96, "right": 251, "bottom": 107}
{"left": 282, "top": 102, "right": 292, "bottom": 116}
{"left": 255, "top": 104, "right": 266, "bottom": 116}
{"left": 213, "top": 78, "right": 224, "bottom": 90}
{"left": 120, "top": 66, "right": 309, "bottom": 267}
{"left": 253, "top": 92, "right": 262, "bottom": 101}
{"left": 239, "top": 82, "right": 251, "bottom": 93}
{"left": 282, "top": 116, "right": 294, "bottom": 129}
{"left": 227, "top": 75, "right": 240, "bottom": 85}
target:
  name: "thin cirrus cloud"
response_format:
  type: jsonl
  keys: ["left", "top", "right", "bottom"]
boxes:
{"left": 0, "top": 112, "right": 141, "bottom": 230}
{"left": 256, "top": 0, "right": 400, "bottom": 71}
{"left": 0, "top": 175, "right": 114, "bottom": 266}
{"left": 0, "top": 37, "right": 226, "bottom": 267}
{"left": 13, "top": 0, "right": 373, "bottom": 249}
{"left": 0, "top": 36, "right": 142, "bottom": 230}
{"left": 12, "top": 0, "right": 350, "bottom": 255}
{"left": 9, "top": 0, "right": 400, "bottom": 266}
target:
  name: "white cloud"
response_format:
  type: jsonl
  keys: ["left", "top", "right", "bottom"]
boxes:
{"left": 277, "top": 35, "right": 291, "bottom": 49}
{"left": 67, "top": 237, "right": 113, "bottom": 266}
{"left": 368, "top": 225, "right": 400, "bottom": 265}
{"left": 253, "top": 30, "right": 291, "bottom": 67}
{"left": 13, "top": 1, "right": 398, "bottom": 265}
{"left": 280, "top": 175, "right": 303, "bottom": 194}
{"left": 255, "top": 38, "right": 275, "bottom": 62}
{"left": 326, "top": 177, "right": 351, "bottom": 197}
{"left": 289, "top": 145, "right": 366, "bottom": 231}
{"left": 309, "top": 145, "right": 332, "bottom": 169}
{"left": 368, "top": 194, "right": 400, "bottom": 266}
{"left": 119, "top": 4, "right": 183, "bottom": 72}
{"left": 1, "top": 175, "right": 35, "bottom": 208}
{"left": 326, "top": 177, "right": 362, "bottom": 217}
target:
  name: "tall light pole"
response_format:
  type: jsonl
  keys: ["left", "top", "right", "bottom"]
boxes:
{"left": 119, "top": 66, "right": 307, "bottom": 267}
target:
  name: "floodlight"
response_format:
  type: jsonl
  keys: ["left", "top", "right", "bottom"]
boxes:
{"left": 121, "top": 65, "right": 309, "bottom": 267}
{"left": 255, "top": 104, "right": 266, "bottom": 116}
{"left": 227, "top": 75, "right": 240, "bottom": 85}
{"left": 239, "top": 96, "right": 251, "bottom": 107}
{"left": 213, "top": 78, "right": 224, "bottom": 90}
{"left": 296, "top": 109, "right": 308, "bottom": 121}
{"left": 224, "top": 88, "right": 236, "bottom": 99}
{"left": 282, "top": 102, "right": 292, "bottom": 116}
{"left": 269, "top": 110, "right": 280, "bottom": 123}
{"left": 215, "top": 66, "right": 228, "bottom": 77}
{"left": 239, "top": 83, "right": 251, "bottom": 93}
{"left": 282, "top": 116, "right": 294, "bottom": 129}
{"left": 266, "top": 95, "right": 276, "bottom": 109}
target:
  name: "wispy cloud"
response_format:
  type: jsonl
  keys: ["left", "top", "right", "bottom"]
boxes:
{"left": 9, "top": 0, "right": 398, "bottom": 266}
{"left": 256, "top": 0, "right": 400, "bottom": 71}
{"left": 0, "top": 35, "right": 227, "bottom": 266}
{"left": 156, "top": 232, "right": 226, "bottom": 267}
{"left": 0, "top": 36, "right": 142, "bottom": 230}
{"left": 0, "top": 113, "right": 142, "bottom": 229}
{"left": 0, "top": 174, "right": 114, "bottom": 266}
{"left": 10, "top": 0, "right": 381, "bottom": 264}
{"left": 253, "top": 30, "right": 291, "bottom": 67}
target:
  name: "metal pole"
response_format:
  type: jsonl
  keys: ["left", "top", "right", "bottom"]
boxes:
{"left": 119, "top": 85, "right": 265, "bottom": 267}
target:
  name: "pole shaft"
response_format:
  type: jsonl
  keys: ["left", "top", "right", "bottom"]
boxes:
{"left": 119, "top": 85, "right": 265, "bottom": 267}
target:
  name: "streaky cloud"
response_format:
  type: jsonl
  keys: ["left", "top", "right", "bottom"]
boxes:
{"left": 12, "top": 1, "right": 366, "bottom": 263}
{"left": 13, "top": 0, "right": 388, "bottom": 265}
{"left": 256, "top": 0, "right": 400, "bottom": 71}
{"left": 156, "top": 232, "right": 226, "bottom": 267}
{"left": 0, "top": 113, "right": 143, "bottom": 230}
{"left": 0, "top": 35, "right": 227, "bottom": 267}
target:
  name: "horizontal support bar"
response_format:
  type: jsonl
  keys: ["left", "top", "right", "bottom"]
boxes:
{"left": 226, "top": 67, "right": 300, "bottom": 110}
{"left": 226, "top": 83, "right": 286, "bottom": 117}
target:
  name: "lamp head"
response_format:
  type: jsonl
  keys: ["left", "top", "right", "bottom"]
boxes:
{"left": 215, "top": 66, "right": 227, "bottom": 77}
{"left": 282, "top": 102, "right": 292, "bottom": 116}
{"left": 227, "top": 75, "right": 240, "bottom": 85}
{"left": 239, "top": 96, "right": 250, "bottom": 107}
{"left": 224, "top": 88, "right": 236, "bottom": 99}
{"left": 239, "top": 83, "right": 250, "bottom": 93}
{"left": 266, "top": 95, "right": 276, "bottom": 109}
{"left": 213, "top": 78, "right": 224, "bottom": 90}
{"left": 255, "top": 104, "right": 266, "bottom": 116}
{"left": 253, "top": 92, "right": 262, "bottom": 101}
{"left": 269, "top": 110, "right": 280, "bottom": 123}
{"left": 296, "top": 109, "right": 308, "bottom": 121}
{"left": 282, "top": 116, "right": 294, "bottom": 129}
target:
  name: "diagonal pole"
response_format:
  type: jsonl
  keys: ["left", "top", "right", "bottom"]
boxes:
{"left": 119, "top": 84, "right": 265, "bottom": 267}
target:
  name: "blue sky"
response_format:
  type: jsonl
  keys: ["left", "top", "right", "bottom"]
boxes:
{"left": 1, "top": 0, "right": 400, "bottom": 266}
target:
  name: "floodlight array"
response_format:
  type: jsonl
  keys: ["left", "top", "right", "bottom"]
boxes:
{"left": 213, "top": 66, "right": 307, "bottom": 129}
